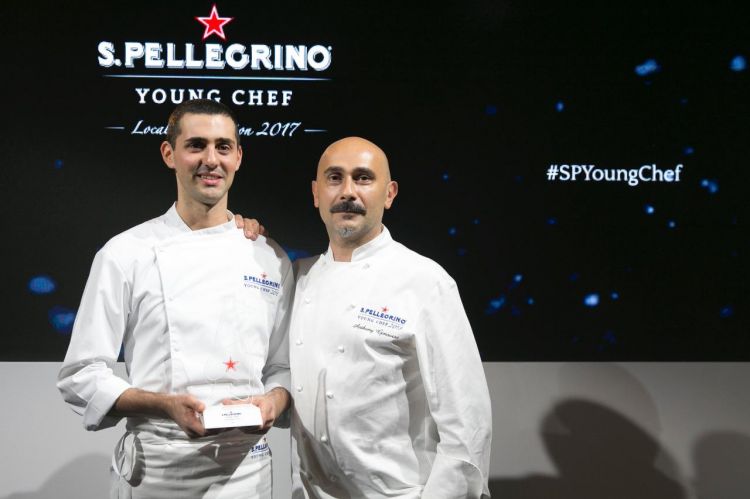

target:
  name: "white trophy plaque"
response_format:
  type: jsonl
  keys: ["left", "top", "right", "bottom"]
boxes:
{"left": 201, "top": 403, "right": 263, "bottom": 430}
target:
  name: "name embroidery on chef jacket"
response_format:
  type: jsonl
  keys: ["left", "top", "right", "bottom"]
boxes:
{"left": 242, "top": 272, "right": 280, "bottom": 297}
{"left": 353, "top": 305, "right": 408, "bottom": 338}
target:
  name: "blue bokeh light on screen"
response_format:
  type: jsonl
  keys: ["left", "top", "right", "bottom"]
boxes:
{"left": 611, "top": 291, "right": 619, "bottom": 300}
{"left": 527, "top": 297, "right": 535, "bottom": 305}
{"left": 667, "top": 220, "right": 677, "bottom": 229}
{"left": 720, "top": 306, "right": 734, "bottom": 318}
{"left": 547, "top": 217, "right": 557, "bottom": 226}
{"left": 683, "top": 146, "right": 694, "bottom": 155}
{"left": 54, "top": 159, "right": 64, "bottom": 169}
{"left": 584, "top": 293, "right": 600, "bottom": 307}
{"left": 485, "top": 104, "right": 497, "bottom": 116}
{"left": 448, "top": 227, "right": 457, "bottom": 236}
{"left": 441, "top": 172, "right": 450, "bottom": 182}
{"left": 635, "top": 59, "right": 660, "bottom": 76}
{"left": 700, "top": 178, "right": 719, "bottom": 194}
{"left": 29, "top": 275, "right": 56, "bottom": 295}
{"left": 48, "top": 306, "right": 76, "bottom": 334}
{"left": 644, "top": 204, "right": 655, "bottom": 215}
{"left": 485, "top": 295, "right": 506, "bottom": 315}
{"left": 555, "top": 100, "right": 565, "bottom": 112}
{"left": 730, "top": 55, "right": 747, "bottom": 72}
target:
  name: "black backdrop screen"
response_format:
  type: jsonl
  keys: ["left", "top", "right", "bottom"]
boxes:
{"left": 3, "top": 1, "right": 747, "bottom": 360}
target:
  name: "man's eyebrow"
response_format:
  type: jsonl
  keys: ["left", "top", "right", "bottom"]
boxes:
{"left": 323, "top": 166, "right": 344, "bottom": 175}
{"left": 351, "top": 166, "right": 376, "bottom": 176}
{"left": 183, "top": 137, "right": 236, "bottom": 146}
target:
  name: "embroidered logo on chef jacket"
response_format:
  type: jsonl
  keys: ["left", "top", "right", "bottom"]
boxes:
{"left": 353, "top": 305, "right": 408, "bottom": 336}
{"left": 242, "top": 272, "right": 280, "bottom": 296}
{"left": 249, "top": 440, "right": 271, "bottom": 459}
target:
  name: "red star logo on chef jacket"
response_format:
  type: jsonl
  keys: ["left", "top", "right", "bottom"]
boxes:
{"left": 196, "top": 4, "right": 233, "bottom": 41}
{"left": 224, "top": 356, "right": 239, "bottom": 371}
{"left": 261, "top": 272, "right": 267, "bottom": 279}
{"left": 381, "top": 306, "right": 389, "bottom": 312}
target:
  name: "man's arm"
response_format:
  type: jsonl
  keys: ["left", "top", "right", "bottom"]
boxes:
{"left": 415, "top": 276, "right": 492, "bottom": 499}
{"left": 258, "top": 256, "right": 294, "bottom": 427}
{"left": 57, "top": 248, "right": 133, "bottom": 431}
{"left": 112, "top": 388, "right": 207, "bottom": 438}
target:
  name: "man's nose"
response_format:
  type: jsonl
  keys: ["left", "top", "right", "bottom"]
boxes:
{"left": 203, "top": 146, "right": 220, "bottom": 167}
{"left": 339, "top": 176, "right": 356, "bottom": 199}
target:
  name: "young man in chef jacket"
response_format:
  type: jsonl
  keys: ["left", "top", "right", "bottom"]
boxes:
{"left": 286, "top": 137, "right": 492, "bottom": 498}
{"left": 58, "top": 99, "right": 292, "bottom": 499}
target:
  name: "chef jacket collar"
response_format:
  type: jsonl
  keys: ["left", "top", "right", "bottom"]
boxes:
{"left": 324, "top": 225, "right": 393, "bottom": 263}
{"left": 164, "top": 203, "right": 235, "bottom": 235}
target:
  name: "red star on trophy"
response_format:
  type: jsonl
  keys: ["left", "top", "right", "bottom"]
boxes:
{"left": 223, "top": 356, "right": 239, "bottom": 371}
{"left": 196, "top": 4, "right": 234, "bottom": 41}
{"left": 381, "top": 306, "right": 389, "bottom": 312}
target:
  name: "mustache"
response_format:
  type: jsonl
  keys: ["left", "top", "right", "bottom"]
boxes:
{"left": 330, "top": 201, "right": 366, "bottom": 215}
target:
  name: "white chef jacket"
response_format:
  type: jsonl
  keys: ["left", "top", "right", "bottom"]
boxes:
{"left": 57, "top": 205, "right": 292, "bottom": 495}
{"left": 289, "top": 226, "right": 492, "bottom": 499}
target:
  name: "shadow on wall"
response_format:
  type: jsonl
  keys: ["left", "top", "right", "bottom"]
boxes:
{"left": 489, "top": 398, "right": 686, "bottom": 499}
{"left": 692, "top": 431, "right": 750, "bottom": 499}
{"left": 2, "top": 454, "right": 110, "bottom": 499}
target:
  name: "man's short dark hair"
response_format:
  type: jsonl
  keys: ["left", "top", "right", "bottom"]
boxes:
{"left": 166, "top": 99, "right": 240, "bottom": 147}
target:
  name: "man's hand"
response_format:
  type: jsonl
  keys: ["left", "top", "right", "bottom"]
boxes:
{"left": 222, "top": 387, "right": 290, "bottom": 432}
{"left": 111, "top": 388, "right": 206, "bottom": 438}
{"left": 234, "top": 214, "right": 267, "bottom": 241}
{"left": 162, "top": 394, "right": 207, "bottom": 438}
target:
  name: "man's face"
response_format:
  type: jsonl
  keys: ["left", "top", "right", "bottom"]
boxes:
{"left": 313, "top": 138, "right": 397, "bottom": 244}
{"left": 160, "top": 113, "right": 242, "bottom": 208}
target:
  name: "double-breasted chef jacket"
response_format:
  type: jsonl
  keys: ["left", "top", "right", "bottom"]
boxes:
{"left": 289, "top": 227, "right": 492, "bottom": 498}
{"left": 58, "top": 205, "right": 292, "bottom": 497}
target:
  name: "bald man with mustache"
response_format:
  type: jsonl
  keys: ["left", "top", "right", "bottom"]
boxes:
{"left": 286, "top": 137, "right": 492, "bottom": 498}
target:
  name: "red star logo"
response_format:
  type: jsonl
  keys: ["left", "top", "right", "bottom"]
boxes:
{"left": 223, "top": 356, "right": 239, "bottom": 371}
{"left": 381, "top": 306, "right": 389, "bottom": 312}
{"left": 196, "top": 4, "right": 233, "bottom": 41}
{"left": 261, "top": 272, "right": 267, "bottom": 279}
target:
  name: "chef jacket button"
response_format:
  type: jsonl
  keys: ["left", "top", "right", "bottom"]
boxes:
{"left": 304, "top": 298, "right": 311, "bottom": 304}
{"left": 349, "top": 303, "right": 356, "bottom": 309}
{"left": 295, "top": 339, "right": 303, "bottom": 346}
{"left": 326, "top": 391, "right": 334, "bottom": 399}
{"left": 296, "top": 385, "right": 303, "bottom": 392}
{"left": 320, "top": 434, "right": 328, "bottom": 443}
{"left": 363, "top": 263, "right": 370, "bottom": 269}
{"left": 337, "top": 345, "right": 345, "bottom": 353}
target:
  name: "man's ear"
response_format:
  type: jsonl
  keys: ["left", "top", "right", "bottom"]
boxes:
{"left": 384, "top": 180, "right": 398, "bottom": 209}
{"left": 161, "top": 141, "right": 176, "bottom": 170}
{"left": 312, "top": 180, "right": 319, "bottom": 208}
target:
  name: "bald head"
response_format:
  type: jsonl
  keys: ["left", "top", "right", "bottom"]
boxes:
{"left": 312, "top": 137, "right": 398, "bottom": 257}
{"left": 317, "top": 137, "right": 391, "bottom": 181}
